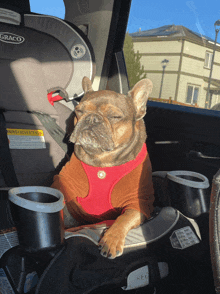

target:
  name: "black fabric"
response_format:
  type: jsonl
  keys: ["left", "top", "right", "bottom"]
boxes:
{"left": 148, "top": 255, "right": 161, "bottom": 283}
{"left": 0, "top": 0, "right": 30, "bottom": 14}
{"left": 36, "top": 237, "right": 161, "bottom": 294}
{"left": 0, "top": 189, "right": 15, "bottom": 230}
{"left": 0, "top": 111, "right": 19, "bottom": 187}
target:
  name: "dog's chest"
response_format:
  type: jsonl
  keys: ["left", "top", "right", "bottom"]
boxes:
{"left": 77, "top": 163, "right": 128, "bottom": 216}
{"left": 76, "top": 144, "right": 147, "bottom": 216}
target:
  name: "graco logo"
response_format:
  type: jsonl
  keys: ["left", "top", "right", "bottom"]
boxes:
{"left": 0, "top": 32, "right": 25, "bottom": 44}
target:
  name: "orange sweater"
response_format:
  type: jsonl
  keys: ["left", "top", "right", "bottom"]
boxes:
{"left": 51, "top": 144, "right": 155, "bottom": 224}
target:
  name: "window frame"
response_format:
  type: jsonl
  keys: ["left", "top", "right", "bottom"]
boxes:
{"left": 204, "top": 51, "right": 213, "bottom": 69}
{"left": 185, "top": 84, "right": 200, "bottom": 105}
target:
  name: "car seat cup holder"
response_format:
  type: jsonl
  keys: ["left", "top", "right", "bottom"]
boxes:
{"left": 8, "top": 187, "right": 65, "bottom": 253}
{"left": 166, "top": 170, "right": 210, "bottom": 218}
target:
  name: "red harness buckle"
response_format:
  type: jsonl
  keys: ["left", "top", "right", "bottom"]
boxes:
{"left": 47, "top": 92, "right": 63, "bottom": 106}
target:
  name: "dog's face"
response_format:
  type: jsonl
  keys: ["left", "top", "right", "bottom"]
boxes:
{"left": 70, "top": 77, "right": 153, "bottom": 167}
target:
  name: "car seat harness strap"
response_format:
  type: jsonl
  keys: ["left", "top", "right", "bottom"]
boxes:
{"left": 0, "top": 110, "right": 19, "bottom": 187}
{"left": 32, "top": 112, "right": 68, "bottom": 154}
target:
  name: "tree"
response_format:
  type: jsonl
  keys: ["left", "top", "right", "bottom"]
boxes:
{"left": 123, "top": 33, "right": 147, "bottom": 89}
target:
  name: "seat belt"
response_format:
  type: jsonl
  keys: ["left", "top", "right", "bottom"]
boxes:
{"left": 32, "top": 111, "right": 68, "bottom": 154}
{"left": 0, "top": 111, "right": 19, "bottom": 187}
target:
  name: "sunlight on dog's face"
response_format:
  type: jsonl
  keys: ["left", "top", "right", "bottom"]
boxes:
{"left": 70, "top": 92, "right": 135, "bottom": 156}
{"left": 69, "top": 76, "right": 152, "bottom": 167}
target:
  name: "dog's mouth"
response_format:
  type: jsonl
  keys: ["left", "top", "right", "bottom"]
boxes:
{"left": 70, "top": 124, "right": 115, "bottom": 154}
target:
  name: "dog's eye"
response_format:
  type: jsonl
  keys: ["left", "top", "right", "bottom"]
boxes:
{"left": 110, "top": 115, "right": 123, "bottom": 120}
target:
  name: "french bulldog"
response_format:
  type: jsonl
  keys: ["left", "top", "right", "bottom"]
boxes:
{"left": 52, "top": 77, "right": 155, "bottom": 259}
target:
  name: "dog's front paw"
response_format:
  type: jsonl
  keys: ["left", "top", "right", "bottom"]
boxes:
{"left": 98, "top": 228, "right": 126, "bottom": 259}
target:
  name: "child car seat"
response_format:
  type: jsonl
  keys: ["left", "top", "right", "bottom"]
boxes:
{"left": 0, "top": 4, "right": 205, "bottom": 294}
{"left": 0, "top": 5, "right": 95, "bottom": 187}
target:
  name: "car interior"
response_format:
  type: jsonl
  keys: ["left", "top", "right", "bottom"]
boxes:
{"left": 0, "top": 0, "right": 220, "bottom": 294}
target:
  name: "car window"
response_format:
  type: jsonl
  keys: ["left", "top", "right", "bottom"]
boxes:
{"left": 30, "top": 0, "right": 65, "bottom": 19}
{"left": 124, "top": 0, "right": 220, "bottom": 111}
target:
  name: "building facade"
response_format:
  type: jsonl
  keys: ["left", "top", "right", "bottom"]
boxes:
{"left": 130, "top": 25, "right": 220, "bottom": 109}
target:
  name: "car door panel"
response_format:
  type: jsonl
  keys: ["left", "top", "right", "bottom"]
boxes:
{"left": 145, "top": 101, "right": 220, "bottom": 184}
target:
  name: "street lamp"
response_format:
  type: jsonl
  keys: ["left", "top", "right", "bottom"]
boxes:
{"left": 206, "top": 20, "right": 220, "bottom": 108}
{"left": 159, "top": 59, "right": 169, "bottom": 99}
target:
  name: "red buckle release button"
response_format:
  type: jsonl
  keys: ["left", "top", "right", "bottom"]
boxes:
{"left": 47, "top": 92, "right": 63, "bottom": 106}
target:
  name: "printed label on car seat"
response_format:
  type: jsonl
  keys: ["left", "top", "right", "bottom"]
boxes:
{"left": 7, "top": 128, "right": 46, "bottom": 149}
{"left": 170, "top": 226, "right": 200, "bottom": 249}
{"left": 0, "top": 32, "right": 25, "bottom": 44}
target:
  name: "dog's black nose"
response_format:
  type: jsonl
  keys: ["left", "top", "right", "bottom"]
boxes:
{"left": 85, "top": 113, "right": 102, "bottom": 124}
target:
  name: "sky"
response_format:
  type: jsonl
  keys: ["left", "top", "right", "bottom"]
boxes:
{"left": 30, "top": 0, "right": 220, "bottom": 41}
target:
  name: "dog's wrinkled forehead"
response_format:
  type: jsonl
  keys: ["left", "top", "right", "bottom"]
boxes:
{"left": 79, "top": 90, "right": 134, "bottom": 115}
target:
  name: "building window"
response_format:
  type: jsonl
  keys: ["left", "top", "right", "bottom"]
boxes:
{"left": 204, "top": 51, "right": 213, "bottom": 69}
{"left": 186, "top": 85, "right": 199, "bottom": 105}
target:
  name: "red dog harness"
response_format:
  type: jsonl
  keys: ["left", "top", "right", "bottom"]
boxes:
{"left": 77, "top": 144, "right": 147, "bottom": 216}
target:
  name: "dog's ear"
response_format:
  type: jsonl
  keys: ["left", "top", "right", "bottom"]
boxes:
{"left": 128, "top": 79, "right": 153, "bottom": 120}
{"left": 82, "top": 76, "right": 94, "bottom": 93}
